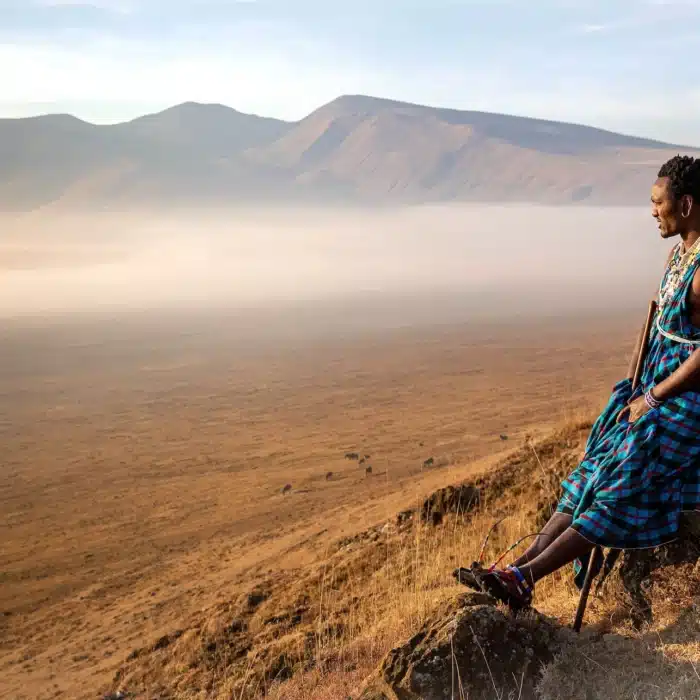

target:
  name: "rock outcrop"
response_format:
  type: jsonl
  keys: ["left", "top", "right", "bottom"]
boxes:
{"left": 612, "top": 529, "right": 700, "bottom": 628}
{"left": 360, "top": 593, "right": 561, "bottom": 700}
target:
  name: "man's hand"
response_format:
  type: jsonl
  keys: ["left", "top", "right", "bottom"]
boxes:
{"left": 617, "top": 395, "right": 652, "bottom": 424}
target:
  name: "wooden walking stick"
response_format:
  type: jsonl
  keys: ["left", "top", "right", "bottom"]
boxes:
{"left": 572, "top": 545, "right": 604, "bottom": 632}
{"left": 572, "top": 298, "right": 658, "bottom": 632}
{"left": 632, "top": 299, "right": 658, "bottom": 393}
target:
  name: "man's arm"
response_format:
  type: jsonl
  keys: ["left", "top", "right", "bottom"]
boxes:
{"left": 652, "top": 348, "right": 700, "bottom": 401}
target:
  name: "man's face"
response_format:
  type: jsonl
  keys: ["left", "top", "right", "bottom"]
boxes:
{"left": 651, "top": 177, "right": 692, "bottom": 239}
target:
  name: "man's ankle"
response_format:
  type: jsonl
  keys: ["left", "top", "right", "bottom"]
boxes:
{"left": 510, "top": 556, "right": 535, "bottom": 571}
{"left": 511, "top": 564, "right": 536, "bottom": 588}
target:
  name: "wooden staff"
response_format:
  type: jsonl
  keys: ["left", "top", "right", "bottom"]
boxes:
{"left": 572, "top": 545, "right": 604, "bottom": 633}
{"left": 632, "top": 299, "right": 658, "bottom": 392}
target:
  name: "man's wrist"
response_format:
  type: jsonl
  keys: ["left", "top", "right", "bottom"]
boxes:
{"left": 645, "top": 387, "right": 664, "bottom": 409}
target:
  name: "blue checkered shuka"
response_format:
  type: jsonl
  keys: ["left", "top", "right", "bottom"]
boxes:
{"left": 558, "top": 243, "right": 700, "bottom": 556}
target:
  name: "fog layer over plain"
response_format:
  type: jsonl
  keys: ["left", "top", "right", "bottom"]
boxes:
{"left": 0, "top": 205, "right": 669, "bottom": 322}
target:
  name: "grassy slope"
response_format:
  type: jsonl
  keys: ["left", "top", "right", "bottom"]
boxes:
{"left": 106, "top": 416, "right": 700, "bottom": 699}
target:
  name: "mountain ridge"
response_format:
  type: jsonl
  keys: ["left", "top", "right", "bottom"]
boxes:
{"left": 307, "top": 94, "right": 693, "bottom": 150}
{"left": 14, "top": 96, "right": 694, "bottom": 150}
{"left": 1, "top": 95, "right": 697, "bottom": 211}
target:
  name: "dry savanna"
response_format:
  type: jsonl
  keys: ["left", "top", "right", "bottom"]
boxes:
{"left": 2, "top": 206, "right": 700, "bottom": 700}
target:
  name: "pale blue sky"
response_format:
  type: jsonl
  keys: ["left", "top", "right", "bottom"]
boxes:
{"left": 2, "top": 0, "right": 700, "bottom": 145}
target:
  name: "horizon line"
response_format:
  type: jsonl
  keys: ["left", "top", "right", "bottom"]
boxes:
{"left": 2, "top": 93, "right": 698, "bottom": 151}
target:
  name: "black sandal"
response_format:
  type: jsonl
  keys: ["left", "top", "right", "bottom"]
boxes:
{"left": 477, "top": 565, "right": 533, "bottom": 611}
{"left": 452, "top": 563, "right": 487, "bottom": 592}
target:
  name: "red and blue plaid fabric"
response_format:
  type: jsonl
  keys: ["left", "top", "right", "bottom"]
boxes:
{"left": 558, "top": 245, "right": 700, "bottom": 551}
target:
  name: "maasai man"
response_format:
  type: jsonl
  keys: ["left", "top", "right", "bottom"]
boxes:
{"left": 455, "top": 154, "right": 700, "bottom": 609}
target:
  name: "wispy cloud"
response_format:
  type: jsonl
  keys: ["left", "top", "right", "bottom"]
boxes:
{"left": 646, "top": 0, "right": 700, "bottom": 6}
{"left": 579, "top": 23, "right": 609, "bottom": 33}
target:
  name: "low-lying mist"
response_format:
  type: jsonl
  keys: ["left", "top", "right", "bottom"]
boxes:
{"left": 0, "top": 204, "right": 668, "bottom": 324}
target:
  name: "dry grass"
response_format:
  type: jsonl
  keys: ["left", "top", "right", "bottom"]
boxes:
{"left": 243, "top": 427, "right": 584, "bottom": 699}
{"left": 107, "top": 418, "right": 587, "bottom": 697}
{"left": 214, "top": 419, "right": 700, "bottom": 700}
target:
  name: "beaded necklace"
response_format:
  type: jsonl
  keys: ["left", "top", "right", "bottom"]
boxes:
{"left": 658, "top": 236, "right": 700, "bottom": 310}
{"left": 656, "top": 235, "right": 700, "bottom": 346}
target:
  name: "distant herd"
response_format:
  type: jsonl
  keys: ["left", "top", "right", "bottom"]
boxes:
{"left": 280, "top": 434, "right": 510, "bottom": 495}
{"left": 280, "top": 449, "right": 431, "bottom": 495}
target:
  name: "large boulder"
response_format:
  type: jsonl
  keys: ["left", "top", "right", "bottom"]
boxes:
{"left": 613, "top": 533, "right": 700, "bottom": 628}
{"left": 360, "top": 593, "right": 561, "bottom": 700}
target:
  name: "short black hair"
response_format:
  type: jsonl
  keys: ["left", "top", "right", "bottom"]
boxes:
{"left": 658, "top": 155, "right": 700, "bottom": 200}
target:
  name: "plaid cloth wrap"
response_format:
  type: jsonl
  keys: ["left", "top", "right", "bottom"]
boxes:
{"left": 558, "top": 244, "right": 700, "bottom": 564}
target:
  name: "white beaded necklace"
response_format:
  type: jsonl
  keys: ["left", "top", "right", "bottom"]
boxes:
{"left": 658, "top": 237, "right": 700, "bottom": 310}
{"left": 656, "top": 236, "right": 700, "bottom": 345}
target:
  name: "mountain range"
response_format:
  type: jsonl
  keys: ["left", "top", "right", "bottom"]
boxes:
{"left": 1, "top": 94, "right": 697, "bottom": 211}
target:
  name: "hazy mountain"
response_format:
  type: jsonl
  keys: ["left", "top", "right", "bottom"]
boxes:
{"left": 0, "top": 95, "right": 696, "bottom": 211}
{"left": 110, "top": 102, "right": 291, "bottom": 157}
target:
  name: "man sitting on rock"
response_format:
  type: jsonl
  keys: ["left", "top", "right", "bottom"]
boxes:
{"left": 456, "top": 155, "right": 700, "bottom": 609}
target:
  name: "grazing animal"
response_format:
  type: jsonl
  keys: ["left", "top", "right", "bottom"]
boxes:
{"left": 345, "top": 452, "right": 359, "bottom": 460}
{"left": 281, "top": 484, "right": 292, "bottom": 495}
{"left": 365, "top": 465, "right": 373, "bottom": 475}
{"left": 500, "top": 434, "right": 509, "bottom": 441}
{"left": 423, "top": 457, "right": 434, "bottom": 468}
{"left": 325, "top": 471, "right": 333, "bottom": 481}
{"left": 419, "top": 442, "right": 424, "bottom": 447}
{"left": 359, "top": 457, "right": 366, "bottom": 465}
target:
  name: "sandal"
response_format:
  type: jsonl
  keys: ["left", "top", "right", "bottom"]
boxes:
{"left": 476, "top": 565, "right": 533, "bottom": 611}
{"left": 452, "top": 563, "right": 487, "bottom": 592}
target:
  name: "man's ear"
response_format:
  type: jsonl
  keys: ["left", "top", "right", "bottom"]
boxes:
{"left": 681, "top": 194, "right": 693, "bottom": 218}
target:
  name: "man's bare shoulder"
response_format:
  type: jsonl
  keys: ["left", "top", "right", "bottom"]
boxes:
{"left": 692, "top": 266, "right": 700, "bottom": 298}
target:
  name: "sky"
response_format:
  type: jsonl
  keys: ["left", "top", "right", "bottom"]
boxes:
{"left": 2, "top": 0, "right": 700, "bottom": 145}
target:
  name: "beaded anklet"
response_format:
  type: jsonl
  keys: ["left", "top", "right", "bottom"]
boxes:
{"left": 506, "top": 565, "right": 533, "bottom": 596}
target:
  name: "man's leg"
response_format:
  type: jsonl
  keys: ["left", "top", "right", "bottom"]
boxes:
{"left": 509, "top": 512, "right": 572, "bottom": 568}
{"left": 473, "top": 527, "right": 593, "bottom": 608}
{"left": 515, "top": 527, "right": 593, "bottom": 586}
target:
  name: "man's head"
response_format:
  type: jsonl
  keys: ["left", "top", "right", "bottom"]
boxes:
{"left": 652, "top": 155, "right": 700, "bottom": 239}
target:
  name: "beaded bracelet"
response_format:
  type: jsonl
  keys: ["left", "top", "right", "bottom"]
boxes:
{"left": 644, "top": 390, "right": 663, "bottom": 410}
